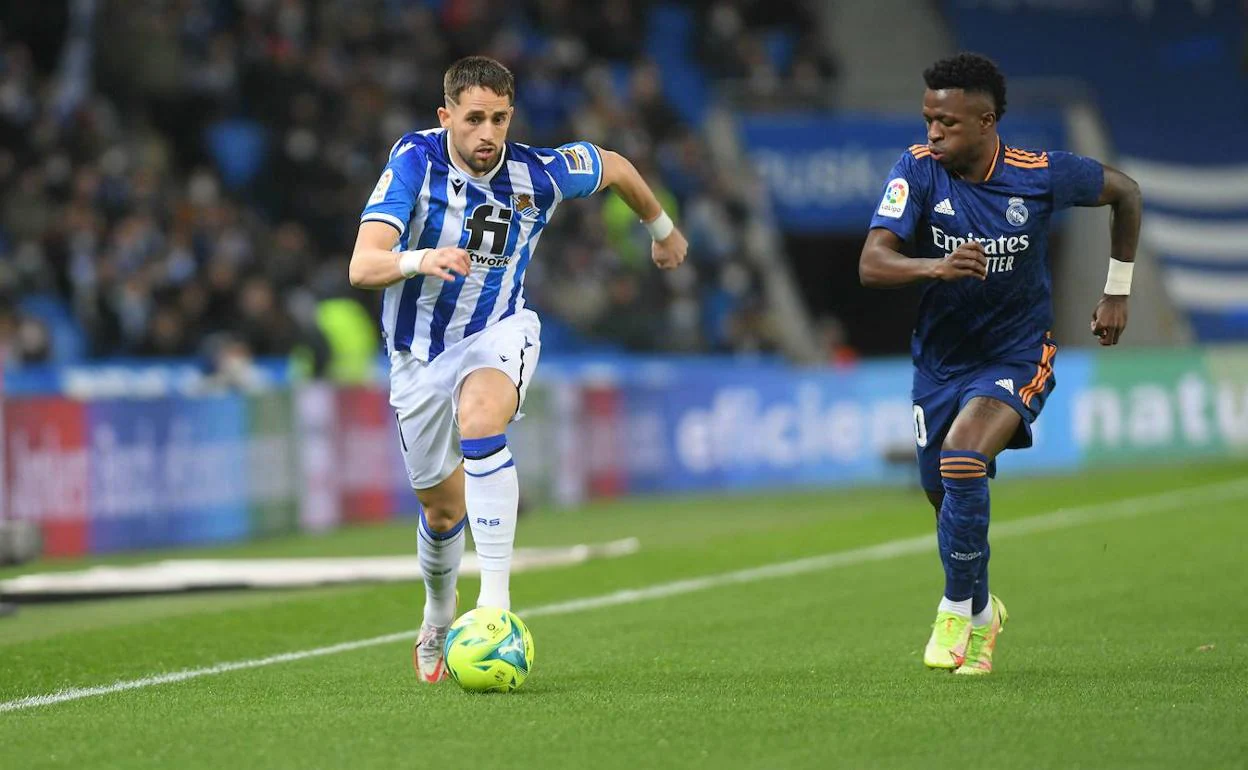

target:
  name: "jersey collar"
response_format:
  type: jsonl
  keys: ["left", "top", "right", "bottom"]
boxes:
{"left": 444, "top": 131, "right": 508, "bottom": 183}
{"left": 953, "top": 137, "right": 1001, "bottom": 184}
{"left": 978, "top": 137, "right": 1002, "bottom": 183}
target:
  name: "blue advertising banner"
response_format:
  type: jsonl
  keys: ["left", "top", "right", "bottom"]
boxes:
{"left": 613, "top": 359, "right": 919, "bottom": 493}
{"left": 4, "top": 358, "right": 291, "bottom": 398}
{"left": 10, "top": 345, "right": 1244, "bottom": 562}
{"left": 738, "top": 112, "right": 1066, "bottom": 233}
{"left": 168, "top": 395, "right": 249, "bottom": 546}
{"left": 564, "top": 351, "right": 1093, "bottom": 497}
{"left": 739, "top": 115, "right": 921, "bottom": 234}
{"left": 87, "top": 398, "right": 173, "bottom": 553}
{"left": 86, "top": 396, "right": 249, "bottom": 553}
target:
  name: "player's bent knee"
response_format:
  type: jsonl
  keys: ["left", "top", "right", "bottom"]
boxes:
{"left": 943, "top": 397, "right": 1020, "bottom": 456}
{"left": 420, "top": 500, "right": 465, "bottom": 533}
{"left": 457, "top": 408, "right": 509, "bottom": 440}
{"left": 457, "top": 369, "right": 519, "bottom": 439}
{"left": 942, "top": 425, "right": 996, "bottom": 456}
{"left": 457, "top": 392, "right": 516, "bottom": 439}
{"left": 941, "top": 434, "right": 974, "bottom": 454}
{"left": 415, "top": 469, "right": 466, "bottom": 532}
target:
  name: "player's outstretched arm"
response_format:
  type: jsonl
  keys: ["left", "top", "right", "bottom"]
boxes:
{"left": 348, "top": 222, "right": 471, "bottom": 289}
{"left": 1089, "top": 164, "right": 1142, "bottom": 346}
{"left": 859, "top": 228, "right": 988, "bottom": 288}
{"left": 597, "top": 149, "right": 687, "bottom": 270}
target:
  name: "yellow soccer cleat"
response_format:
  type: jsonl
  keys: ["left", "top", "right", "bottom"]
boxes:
{"left": 955, "top": 594, "right": 1009, "bottom": 676}
{"left": 924, "top": 610, "right": 973, "bottom": 669}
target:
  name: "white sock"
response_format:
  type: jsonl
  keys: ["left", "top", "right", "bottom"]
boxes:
{"left": 418, "top": 511, "right": 465, "bottom": 627}
{"left": 972, "top": 600, "right": 995, "bottom": 627}
{"left": 938, "top": 596, "right": 973, "bottom": 618}
{"left": 464, "top": 445, "right": 518, "bottom": 610}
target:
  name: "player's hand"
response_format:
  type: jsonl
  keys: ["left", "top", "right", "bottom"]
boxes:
{"left": 1091, "top": 294, "right": 1128, "bottom": 346}
{"left": 932, "top": 242, "right": 988, "bottom": 281}
{"left": 420, "top": 247, "right": 471, "bottom": 281}
{"left": 652, "top": 227, "right": 688, "bottom": 270}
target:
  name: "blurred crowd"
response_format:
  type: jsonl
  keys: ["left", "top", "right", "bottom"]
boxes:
{"left": 695, "top": 0, "right": 837, "bottom": 110}
{"left": 0, "top": 0, "right": 837, "bottom": 376}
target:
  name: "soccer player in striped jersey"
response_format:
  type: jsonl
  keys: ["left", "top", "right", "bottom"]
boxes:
{"left": 859, "top": 53, "right": 1142, "bottom": 675}
{"left": 349, "top": 56, "right": 688, "bottom": 683}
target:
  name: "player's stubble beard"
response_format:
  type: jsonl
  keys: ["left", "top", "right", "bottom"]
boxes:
{"left": 452, "top": 134, "right": 497, "bottom": 174}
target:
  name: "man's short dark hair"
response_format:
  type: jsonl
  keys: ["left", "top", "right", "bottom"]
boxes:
{"left": 444, "top": 56, "right": 515, "bottom": 105}
{"left": 923, "top": 53, "right": 1007, "bottom": 119}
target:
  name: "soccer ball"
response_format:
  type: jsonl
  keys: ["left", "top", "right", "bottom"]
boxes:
{"left": 443, "top": 607, "right": 535, "bottom": 693}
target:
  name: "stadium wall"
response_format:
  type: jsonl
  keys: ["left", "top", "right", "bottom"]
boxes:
{"left": 5, "top": 349, "right": 1247, "bottom": 559}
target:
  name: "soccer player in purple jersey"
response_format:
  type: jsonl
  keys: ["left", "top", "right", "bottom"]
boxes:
{"left": 349, "top": 57, "right": 688, "bottom": 683}
{"left": 859, "top": 54, "right": 1142, "bottom": 674}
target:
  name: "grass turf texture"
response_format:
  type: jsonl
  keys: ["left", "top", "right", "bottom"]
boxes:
{"left": 2, "top": 461, "right": 1246, "bottom": 769}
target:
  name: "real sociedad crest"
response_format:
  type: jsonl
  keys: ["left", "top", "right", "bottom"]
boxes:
{"left": 512, "top": 193, "right": 539, "bottom": 219}
{"left": 1006, "top": 197, "right": 1029, "bottom": 227}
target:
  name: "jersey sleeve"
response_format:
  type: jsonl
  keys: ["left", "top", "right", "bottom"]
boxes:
{"left": 542, "top": 141, "right": 604, "bottom": 200}
{"left": 868, "top": 150, "right": 929, "bottom": 241}
{"left": 1048, "top": 151, "right": 1104, "bottom": 210}
{"left": 359, "top": 138, "right": 428, "bottom": 236}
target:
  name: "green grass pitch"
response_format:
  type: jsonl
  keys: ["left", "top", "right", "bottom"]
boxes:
{"left": 2, "top": 461, "right": 1246, "bottom": 769}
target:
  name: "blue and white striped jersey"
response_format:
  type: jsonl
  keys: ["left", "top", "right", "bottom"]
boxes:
{"left": 360, "top": 128, "right": 603, "bottom": 359}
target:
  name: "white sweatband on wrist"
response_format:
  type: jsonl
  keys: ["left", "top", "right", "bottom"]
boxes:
{"left": 398, "top": 249, "right": 428, "bottom": 279}
{"left": 1104, "top": 257, "right": 1134, "bottom": 295}
{"left": 643, "top": 210, "right": 674, "bottom": 241}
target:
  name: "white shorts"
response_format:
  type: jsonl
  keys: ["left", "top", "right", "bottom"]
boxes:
{"left": 389, "top": 309, "right": 542, "bottom": 490}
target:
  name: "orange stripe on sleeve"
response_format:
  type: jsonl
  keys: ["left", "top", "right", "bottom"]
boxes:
{"left": 1004, "top": 158, "right": 1049, "bottom": 169}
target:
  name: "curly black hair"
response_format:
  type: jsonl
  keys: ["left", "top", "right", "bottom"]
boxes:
{"left": 923, "top": 53, "right": 1007, "bottom": 119}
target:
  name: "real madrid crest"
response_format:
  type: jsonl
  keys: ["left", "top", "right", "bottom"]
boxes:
{"left": 1006, "top": 197, "right": 1029, "bottom": 227}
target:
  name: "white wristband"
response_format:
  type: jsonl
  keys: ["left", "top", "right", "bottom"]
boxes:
{"left": 398, "top": 249, "right": 428, "bottom": 279}
{"left": 643, "top": 210, "right": 674, "bottom": 241}
{"left": 1104, "top": 257, "right": 1134, "bottom": 295}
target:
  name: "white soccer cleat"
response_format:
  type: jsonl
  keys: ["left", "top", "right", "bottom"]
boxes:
{"left": 414, "top": 622, "right": 451, "bottom": 683}
{"left": 414, "top": 591, "right": 458, "bottom": 683}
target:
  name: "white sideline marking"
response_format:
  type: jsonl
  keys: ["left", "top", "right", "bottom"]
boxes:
{"left": 4, "top": 476, "right": 1247, "bottom": 713}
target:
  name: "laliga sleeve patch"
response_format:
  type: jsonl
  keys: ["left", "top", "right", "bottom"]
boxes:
{"left": 368, "top": 169, "right": 394, "bottom": 205}
{"left": 556, "top": 144, "right": 595, "bottom": 175}
{"left": 877, "top": 178, "right": 909, "bottom": 219}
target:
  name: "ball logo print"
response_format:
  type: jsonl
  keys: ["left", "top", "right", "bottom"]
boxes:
{"left": 443, "top": 607, "right": 535, "bottom": 693}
